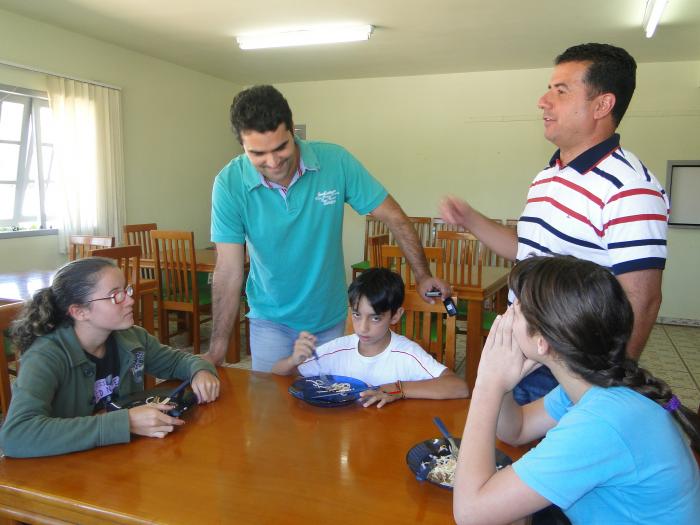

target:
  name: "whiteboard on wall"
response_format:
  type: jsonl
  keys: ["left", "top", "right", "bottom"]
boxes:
{"left": 667, "top": 161, "right": 700, "bottom": 227}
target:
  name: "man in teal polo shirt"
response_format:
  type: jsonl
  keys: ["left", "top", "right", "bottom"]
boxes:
{"left": 205, "top": 85, "right": 449, "bottom": 371}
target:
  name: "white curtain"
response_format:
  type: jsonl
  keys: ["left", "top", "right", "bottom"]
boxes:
{"left": 46, "top": 76, "right": 126, "bottom": 251}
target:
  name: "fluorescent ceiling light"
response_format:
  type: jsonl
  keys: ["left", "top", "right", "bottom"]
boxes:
{"left": 237, "top": 24, "right": 374, "bottom": 50}
{"left": 642, "top": 0, "right": 669, "bottom": 38}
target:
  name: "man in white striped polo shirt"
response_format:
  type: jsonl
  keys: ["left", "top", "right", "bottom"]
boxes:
{"left": 440, "top": 43, "right": 669, "bottom": 404}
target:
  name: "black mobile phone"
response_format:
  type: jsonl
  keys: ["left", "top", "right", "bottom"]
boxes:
{"left": 443, "top": 297, "right": 458, "bottom": 317}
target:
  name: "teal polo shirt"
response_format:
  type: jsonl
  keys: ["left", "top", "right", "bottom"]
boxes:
{"left": 211, "top": 139, "right": 388, "bottom": 332}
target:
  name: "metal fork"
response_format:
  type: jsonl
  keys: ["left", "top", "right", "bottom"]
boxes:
{"left": 311, "top": 348, "right": 330, "bottom": 384}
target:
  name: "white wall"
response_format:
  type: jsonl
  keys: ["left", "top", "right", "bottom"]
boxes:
{"left": 0, "top": 7, "right": 242, "bottom": 272}
{"left": 279, "top": 61, "right": 700, "bottom": 320}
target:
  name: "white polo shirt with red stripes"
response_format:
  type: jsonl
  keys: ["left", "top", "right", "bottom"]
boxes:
{"left": 516, "top": 133, "right": 669, "bottom": 275}
{"left": 297, "top": 332, "right": 446, "bottom": 386}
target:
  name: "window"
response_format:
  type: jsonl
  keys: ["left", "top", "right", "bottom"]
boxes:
{"left": 0, "top": 86, "right": 56, "bottom": 231}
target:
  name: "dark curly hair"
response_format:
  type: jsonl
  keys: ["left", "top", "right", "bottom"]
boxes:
{"left": 555, "top": 43, "right": 636, "bottom": 127}
{"left": 229, "top": 85, "right": 293, "bottom": 144}
{"left": 509, "top": 255, "right": 700, "bottom": 452}
{"left": 11, "top": 257, "right": 117, "bottom": 353}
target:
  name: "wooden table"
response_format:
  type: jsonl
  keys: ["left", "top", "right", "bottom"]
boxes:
{"left": 0, "top": 368, "right": 530, "bottom": 524}
{"left": 0, "top": 270, "right": 53, "bottom": 304}
{"left": 457, "top": 266, "right": 510, "bottom": 392}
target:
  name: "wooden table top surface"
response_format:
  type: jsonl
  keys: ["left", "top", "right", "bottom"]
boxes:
{"left": 0, "top": 368, "right": 529, "bottom": 525}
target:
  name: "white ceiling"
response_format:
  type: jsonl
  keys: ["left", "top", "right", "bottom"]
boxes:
{"left": 1, "top": 0, "right": 699, "bottom": 84}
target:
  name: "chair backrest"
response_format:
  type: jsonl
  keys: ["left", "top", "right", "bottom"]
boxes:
{"left": 363, "top": 216, "right": 390, "bottom": 261}
{"left": 393, "top": 290, "right": 458, "bottom": 369}
{"left": 408, "top": 216, "right": 432, "bottom": 246}
{"left": 430, "top": 217, "right": 465, "bottom": 246}
{"left": 123, "top": 223, "right": 157, "bottom": 279}
{"left": 367, "top": 233, "right": 390, "bottom": 267}
{"left": 68, "top": 235, "right": 115, "bottom": 260}
{"left": 480, "top": 244, "right": 514, "bottom": 269}
{"left": 0, "top": 301, "right": 24, "bottom": 415}
{"left": 379, "top": 244, "right": 443, "bottom": 289}
{"left": 90, "top": 245, "right": 141, "bottom": 291}
{"left": 437, "top": 230, "right": 482, "bottom": 288}
{"left": 151, "top": 230, "right": 199, "bottom": 306}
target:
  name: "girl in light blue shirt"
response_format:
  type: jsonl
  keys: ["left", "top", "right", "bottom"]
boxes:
{"left": 453, "top": 255, "right": 700, "bottom": 525}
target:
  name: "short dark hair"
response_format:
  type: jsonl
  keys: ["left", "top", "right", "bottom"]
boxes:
{"left": 347, "top": 268, "right": 404, "bottom": 316}
{"left": 229, "top": 85, "right": 293, "bottom": 144}
{"left": 555, "top": 43, "right": 636, "bottom": 127}
{"left": 509, "top": 255, "right": 700, "bottom": 452}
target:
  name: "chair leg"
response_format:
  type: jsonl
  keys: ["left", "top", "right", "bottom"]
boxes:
{"left": 192, "top": 312, "right": 200, "bottom": 354}
{"left": 158, "top": 307, "right": 169, "bottom": 346}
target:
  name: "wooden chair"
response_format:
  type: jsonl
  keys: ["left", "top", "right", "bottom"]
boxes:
{"left": 151, "top": 230, "right": 211, "bottom": 354}
{"left": 123, "top": 224, "right": 159, "bottom": 335}
{"left": 123, "top": 223, "right": 157, "bottom": 280}
{"left": 438, "top": 230, "right": 482, "bottom": 288}
{"left": 0, "top": 301, "right": 24, "bottom": 415}
{"left": 393, "top": 290, "right": 458, "bottom": 370}
{"left": 429, "top": 217, "right": 465, "bottom": 246}
{"left": 379, "top": 244, "right": 444, "bottom": 290}
{"left": 368, "top": 233, "right": 390, "bottom": 267}
{"left": 68, "top": 235, "right": 115, "bottom": 260}
{"left": 352, "top": 216, "right": 390, "bottom": 279}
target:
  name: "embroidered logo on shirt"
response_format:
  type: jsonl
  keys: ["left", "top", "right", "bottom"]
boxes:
{"left": 315, "top": 189, "right": 339, "bottom": 206}
{"left": 94, "top": 375, "right": 120, "bottom": 405}
{"left": 131, "top": 350, "right": 145, "bottom": 383}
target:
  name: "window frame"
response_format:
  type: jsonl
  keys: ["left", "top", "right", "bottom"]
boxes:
{"left": 0, "top": 85, "right": 54, "bottom": 230}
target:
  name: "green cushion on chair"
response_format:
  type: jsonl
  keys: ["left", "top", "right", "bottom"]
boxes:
{"left": 196, "top": 272, "right": 213, "bottom": 306}
{"left": 159, "top": 271, "right": 213, "bottom": 306}
{"left": 482, "top": 310, "right": 498, "bottom": 331}
{"left": 3, "top": 333, "right": 14, "bottom": 359}
{"left": 351, "top": 260, "right": 370, "bottom": 271}
{"left": 456, "top": 299, "right": 499, "bottom": 331}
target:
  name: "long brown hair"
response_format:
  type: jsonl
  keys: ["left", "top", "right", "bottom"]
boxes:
{"left": 509, "top": 255, "right": 700, "bottom": 451}
{"left": 11, "top": 257, "right": 117, "bottom": 353}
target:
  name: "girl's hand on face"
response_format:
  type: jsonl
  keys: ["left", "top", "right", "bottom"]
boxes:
{"left": 128, "top": 404, "right": 184, "bottom": 438}
{"left": 191, "top": 370, "right": 220, "bottom": 403}
{"left": 476, "top": 307, "right": 541, "bottom": 394}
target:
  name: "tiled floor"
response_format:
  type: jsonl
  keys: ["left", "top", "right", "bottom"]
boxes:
{"left": 192, "top": 320, "right": 700, "bottom": 410}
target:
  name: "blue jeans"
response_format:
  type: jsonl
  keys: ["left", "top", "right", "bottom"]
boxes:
{"left": 248, "top": 318, "right": 346, "bottom": 372}
{"left": 512, "top": 366, "right": 559, "bottom": 405}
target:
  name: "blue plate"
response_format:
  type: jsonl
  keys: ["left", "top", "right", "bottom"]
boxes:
{"left": 406, "top": 438, "right": 512, "bottom": 490}
{"left": 289, "top": 375, "right": 369, "bottom": 407}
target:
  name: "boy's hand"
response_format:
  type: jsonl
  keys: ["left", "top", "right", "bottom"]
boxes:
{"left": 291, "top": 331, "right": 317, "bottom": 366}
{"left": 359, "top": 387, "right": 401, "bottom": 408}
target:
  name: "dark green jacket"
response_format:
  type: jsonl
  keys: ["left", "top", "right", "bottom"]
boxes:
{"left": 0, "top": 324, "right": 216, "bottom": 458}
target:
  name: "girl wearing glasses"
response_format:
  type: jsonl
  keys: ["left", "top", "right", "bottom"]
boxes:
{"left": 0, "top": 257, "right": 220, "bottom": 458}
{"left": 453, "top": 256, "right": 700, "bottom": 525}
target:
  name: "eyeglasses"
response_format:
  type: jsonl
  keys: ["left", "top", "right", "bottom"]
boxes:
{"left": 86, "top": 284, "right": 134, "bottom": 305}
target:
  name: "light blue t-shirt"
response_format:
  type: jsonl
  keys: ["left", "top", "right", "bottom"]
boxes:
{"left": 513, "top": 385, "right": 700, "bottom": 524}
{"left": 211, "top": 138, "right": 387, "bottom": 332}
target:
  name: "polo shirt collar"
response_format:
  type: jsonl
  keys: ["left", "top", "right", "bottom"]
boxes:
{"left": 548, "top": 133, "right": 621, "bottom": 174}
{"left": 240, "top": 137, "right": 320, "bottom": 192}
